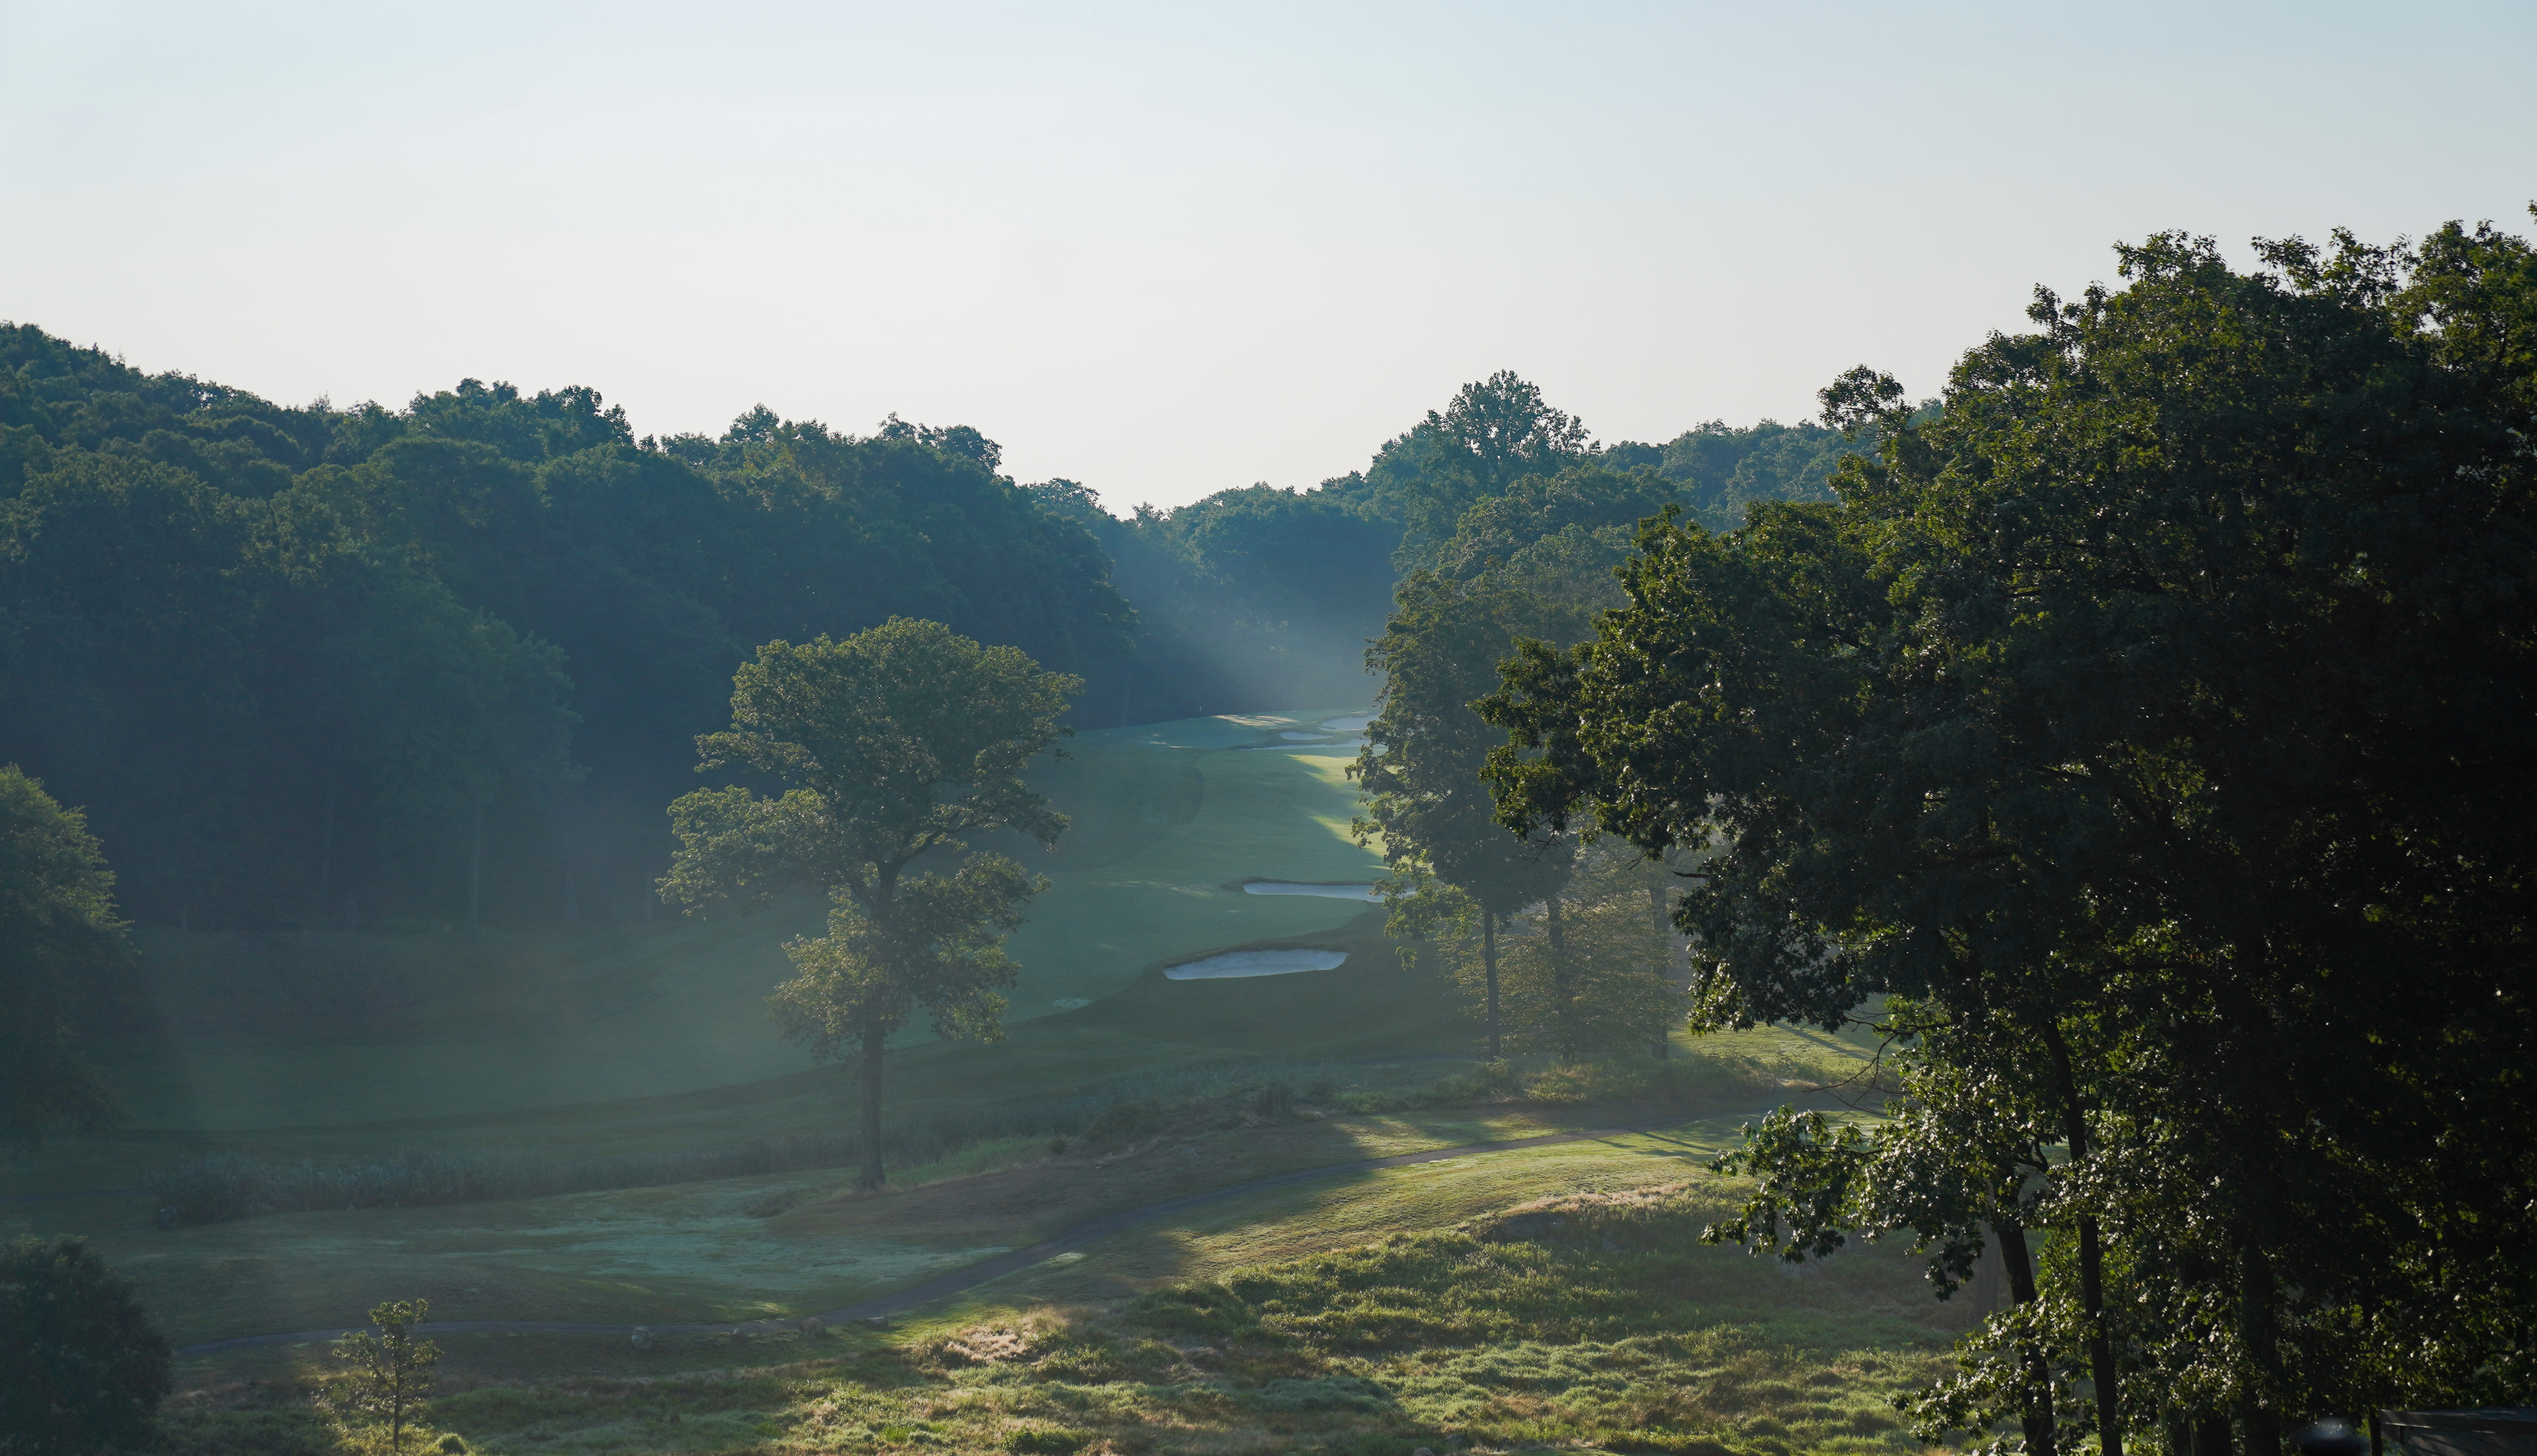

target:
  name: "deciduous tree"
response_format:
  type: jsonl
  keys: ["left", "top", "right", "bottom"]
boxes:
{"left": 0, "top": 765, "right": 130, "bottom": 1147}
{"left": 1482, "top": 221, "right": 2537, "bottom": 1452}
{"left": 1352, "top": 573, "right": 1578, "bottom": 1056}
{"left": 662, "top": 618, "right": 1078, "bottom": 1188}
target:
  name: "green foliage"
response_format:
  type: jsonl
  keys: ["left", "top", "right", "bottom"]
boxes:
{"left": 1482, "top": 216, "right": 2537, "bottom": 1451}
{"left": 0, "top": 327, "right": 1130, "bottom": 930}
{"left": 335, "top": 1299, "right": 440, "bottom": 1453}
{"left": 1423, "top": 841, "right": 1686, "bottom": 1059}
{"left": 1037, "top": 376, "right": 1861, "bottom": 727}
{"left": 1649, "top": 416, "right": 1864, "bottom": 531}
{"left": 0, "top": 329, "right": 1860, "bottom": 930}
{"left": 0, "top": 764, "right": 130, "bottom": 1145}
{"left": 1389, "top": 369, "right": 1595, "bottom": 560}
{"left": 0, "top": 1235, "right": 171, "bottom": 1456}
{"left": 770, "top": 856, "right": 1038, "bottom": 1055}
{"left": 1353, "top": 570, "right": 1583, "bottom": 1056}
{"left": 1032, "top": 477, "right": 1400, "bottom": 722}
{"left": 665, "top": 619, "right": 1078, "bottom": 1187}
{"left": 1431, "top": 459, "right": 1680, "bottom": 602}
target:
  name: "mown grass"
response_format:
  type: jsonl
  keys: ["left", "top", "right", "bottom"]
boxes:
{"left": 154, "top": 1180, "right": 1960, "bottom": 1455}
{"left": 136, "top": 1058, "right": 1471, "bottom": 1227}
{"left": 81, "top": 710, "right": 1387, "bottom": 1136}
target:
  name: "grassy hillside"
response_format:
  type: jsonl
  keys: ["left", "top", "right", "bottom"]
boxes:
{"left": 144, "top": 1100, "right": 1971, "bottom": 1456}
{"left": 1, "top": 702, "right": 1965, "bottom": 1453}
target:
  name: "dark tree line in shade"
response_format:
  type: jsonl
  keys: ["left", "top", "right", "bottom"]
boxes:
{"left": 0, "top": 326, "right": 1855, "bottom": 934}
{"left": 0, "top": 330, "right": 1128, "bottom": 931}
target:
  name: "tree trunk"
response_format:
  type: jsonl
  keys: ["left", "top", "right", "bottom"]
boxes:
{"left": 2040, "top": 1018, "right": 2122, "bottom": 1456}
{"left": 858, "top": 1017, "right": 887, "bottom": 1190}
{"left": 1482, "top": 909, "right": 1501, "bottom": 1058}
{"left": 1995, "top": 1214, "right": 2056, "bottom": 1456}
{"left": 466, "top": 797, "right": 485, "bottom": 940}
{"left": 1117, "top": 656, "right": 1136, "bottom": 727}
{"left": 1649, "top": 881, "right": 1670, "bottom": 1060}
{"left": 1545, "top": 890, "right": 1572, "bottom": 1058}
{"left": 2196, "top": 1414, "right": 2237, "bottom": 1456}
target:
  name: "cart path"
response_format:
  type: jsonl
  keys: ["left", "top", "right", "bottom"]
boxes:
{"left": 176, "top": 1116, "right": 1734, "bottom": 1357}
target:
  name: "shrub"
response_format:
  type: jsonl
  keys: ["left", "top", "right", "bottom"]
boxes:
{"left": 0, "top": 1234, "right": 173, "bottom": 1456}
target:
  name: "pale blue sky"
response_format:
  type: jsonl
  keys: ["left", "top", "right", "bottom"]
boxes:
{"left": 4, "top": 1, "right": 2530, "bottom": 509}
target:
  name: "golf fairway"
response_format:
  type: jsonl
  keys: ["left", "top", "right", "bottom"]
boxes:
{"left": 90, "top": 709, "right": 1383, "bottom": 1131}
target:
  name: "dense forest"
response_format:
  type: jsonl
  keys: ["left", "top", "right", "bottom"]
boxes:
{"left": 0, "top": 334, "right": 1849, "bottom": 932}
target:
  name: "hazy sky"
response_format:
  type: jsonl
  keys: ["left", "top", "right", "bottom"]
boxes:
{"left": 4, "top": 2, "right": 2531, "bottom": 510}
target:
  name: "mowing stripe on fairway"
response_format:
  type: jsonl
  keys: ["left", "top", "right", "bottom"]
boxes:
{"left": 171, "top": 1118, "right": 1745, "bottom": 1357}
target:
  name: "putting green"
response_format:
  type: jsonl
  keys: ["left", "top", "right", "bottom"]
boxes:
{"left": 87, "top": 709, "right": 1385, "bottom": 1131}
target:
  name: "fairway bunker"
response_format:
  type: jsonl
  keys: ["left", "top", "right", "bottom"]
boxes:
{"left": 1242, "top": 881, "right": 1380, "bottom": 902}
{"left": 1164, "top": 949, "right": 1349, "bottom": 980}
{"left": 1320, "top": 714, "right": 1372, "bottom": 732}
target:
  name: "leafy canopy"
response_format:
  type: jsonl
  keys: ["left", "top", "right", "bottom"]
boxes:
{"left": 0, "top": 1234, "right": 172, "bottom": 1456}
{"left": 1481, "top": 219, "right": 2537, "bottom": 1446}
{"left": 663, "top": 618, "right": 1080, "bottom": 1187}
{"left": 0, "top": 765, "right": 131, "bottom": 1146}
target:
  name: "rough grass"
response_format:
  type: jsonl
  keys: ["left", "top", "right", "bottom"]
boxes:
{"left": 15, "top": 1038, "right": 1880, "bottom": 1351}
{"left": 154, "top": 1183, "right": 1960, "bottom": 1454}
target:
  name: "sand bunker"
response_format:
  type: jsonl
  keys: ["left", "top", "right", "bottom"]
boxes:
{"left": 1242, "top": 881, "right": 1380, "bottom": 902}
{"left": 1279, "top": 731, "right": 1331, "bottom": 740}
{"left": 1320, "top": 715, "right": 1372, "bottom": 732}
{"left": 1163, "top": 949, "right": 1349, "bottom": 980}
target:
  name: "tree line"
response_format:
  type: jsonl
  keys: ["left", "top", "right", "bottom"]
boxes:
{"left": 0, "top": 336, "right": 1125, "bottom": 931}
{"left": 0, "top": 323, "right": 1847, "bottom": 935}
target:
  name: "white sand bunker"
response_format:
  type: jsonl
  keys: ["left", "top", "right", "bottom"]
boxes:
{"left": 1164, "top": 949, "right": 1349, "bottom": 980}
{"left": 1279, "top": 731, "right": 1331, "bottom": 740}
{"left": 1320, "top": 715, "right": 1372, "bottom": 731}
{"left": 1243, "top": 881, "right": 1380, "bottom": 902}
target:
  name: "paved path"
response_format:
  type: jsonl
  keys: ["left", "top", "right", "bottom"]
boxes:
{"left": 176, "top": 1119, "right": 1717, "bottom": 1357}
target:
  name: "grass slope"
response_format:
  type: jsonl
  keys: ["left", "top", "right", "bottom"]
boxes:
{"left": 153, "top": 1112, "right": 1974, "bottom": 1456}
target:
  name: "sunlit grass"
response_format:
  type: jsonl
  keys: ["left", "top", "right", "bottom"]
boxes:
{"left": 157, "top": 1175, "right": 1961, "bottom": 1454}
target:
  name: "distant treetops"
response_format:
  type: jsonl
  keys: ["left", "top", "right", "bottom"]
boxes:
{"left": 0, "top": 324, "right": 1841, "bottom": 936}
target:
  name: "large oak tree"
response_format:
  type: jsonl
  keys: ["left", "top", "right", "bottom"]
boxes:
{"left": 662, "top": 618, "right": 1078, "bottom": 1188}
{"left": 1485, "top": 222, "right": 2537, "bottom": 1453}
